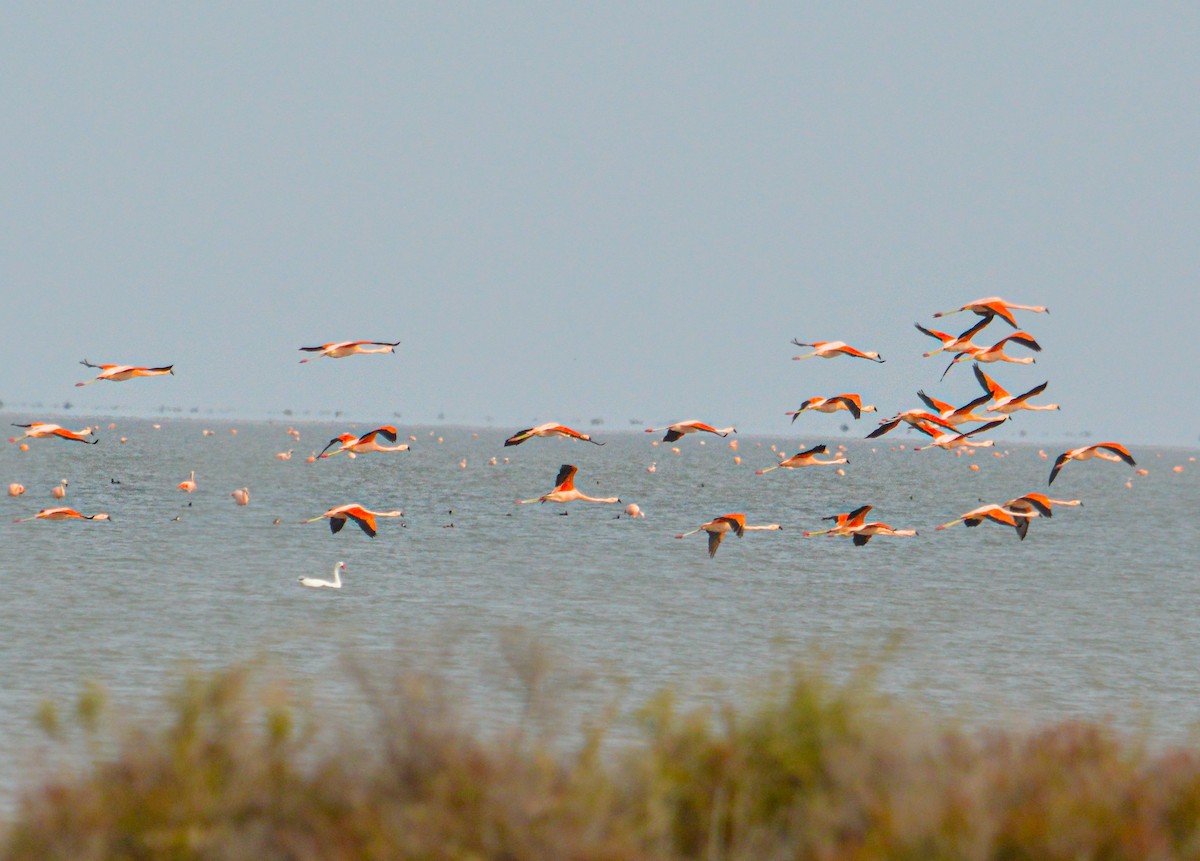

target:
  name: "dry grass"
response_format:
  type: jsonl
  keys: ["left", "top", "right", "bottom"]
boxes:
{"left": 6, "top": 646, "right": 1200, "bottom": 861}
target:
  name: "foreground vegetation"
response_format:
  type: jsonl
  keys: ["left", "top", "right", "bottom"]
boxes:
{"left": 7, "top": 651, "right": 1200, "bottom": 861}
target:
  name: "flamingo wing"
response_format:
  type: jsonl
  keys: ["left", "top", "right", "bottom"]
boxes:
{"left": 972, "top": 365, "right": 1004, "bottom": 398}
{"left": 716, "top": 514, "right": 746, "bottom": 537}
{"left": 342, "top": 508, "right": 377, "bottom": 537}
{"left": 866, "top": 418, "right": 900, "bottom": 439}
{"left": 916, "top": 390, "right": 955, "bottom": 414}
{"left": 1048, "top": 452, "right": 1072, "bottom": 485}
{"left": 553, "top": 464, "right": 578, "bottom": 491}
{"left": 1001, "top": 331, "right": 1042, "bottom": 352}
{"left": 977, "top": 301, "right": 1020, "bottom": 328}
{"left": 829, "top": 396, "right": 861, "bottom": 419}
{"left": 1097, "top": 443, "right": 1136, "bottom": 466}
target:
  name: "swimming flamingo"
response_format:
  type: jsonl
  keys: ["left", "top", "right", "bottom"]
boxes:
{"left": 935, "top": 504, "right": 1033, "bottom": 537}
{"left": 302, "top": 504, "right": 405, "bottom": 537}
{"left": 643, "top": 421, "right": 736, "bottom": 442}
{"left": 623, "top": 503, "right": 645, "bottom": 519}
{"left": 75, "top": 360, "right": 174, "bottom": 386}
{"left": 790, "top": 339, "right": 885, "bottom": 362}
{"left": 911, "top": 418, "right": 1008, "bottom": 451}
{"left": 299, "top": 561, "right": 346, "bottom": 589}
{"left": 756, "top": 445, "right": 847, "bottom": 473}
{"left": 9, "top": 423, "right": 97, "bottom": 445}
{"left": 1048, "top": 443, "right": 1136, "bottom": 485}
{"left": 504, "top": 423, "right": 604, "bottom": 447}
{"left": 973, "top": 366, "right": 1060, "bottom": 415}
{"left": 802, "top": 504, "right": 874, "bottom": 537}
{"left": 317, "top": 426, "right": 411, "bottom": 458}
{"left": 14, "top": 507, "right": 111, "bottom": 523}
{"left": 914, "top": 390, "right": 994, "bottom": 426}
{"left": 7, "top": 483, "right": 25, "bottom": 497}
{"left": 51, "top": 479, "right": 68, "bottom": 499}
{"left": 177, "top": 471, "right": 197, "bottom": 492}
{"left": 675, "top": 513, "right": 782, "bottom": 558}
{"left": 298, "top": 340, "right": 400, "bottom": 362}
{"left": 275, "top": 450, "right": 294, "bottom": 460}
{"left": 914, "top": 316, "right": 994, "bottom": 357}
{"left": 940, "top": 333, "right": 1042, "bottom": 380}
{"left": 786, "top": 394, "right": 876, "bottom": 422}
{"left": 231, "top": 488, "right": 250, "bottom": 506}
{"left": 932, "top": 297, "right": 1049, "bottom": 329}
{"left": 515, "top": 464, "right": 621, "bottom": 505}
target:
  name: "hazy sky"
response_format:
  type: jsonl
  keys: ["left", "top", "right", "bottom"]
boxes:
{"left": 3, "top": 5, "right": 1197, "bottom": 445}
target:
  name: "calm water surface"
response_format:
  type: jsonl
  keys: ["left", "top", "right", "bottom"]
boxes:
{"left": 2, "top": 414, "right": 1198, "bottom": 798}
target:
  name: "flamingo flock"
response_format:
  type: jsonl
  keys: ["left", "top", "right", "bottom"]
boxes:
{"left": 5, "top": 308, "right": 1144, "bottom": 575}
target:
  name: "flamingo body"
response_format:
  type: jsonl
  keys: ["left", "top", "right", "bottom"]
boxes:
{"left": 932, "top": 297, "right": 1049, "bottom": 329}
{"left": 504, "top": 423, "right": 603, "bottom": 447}
{"left": 790, "top": 339, "right": 884, "bottom": 362}
{"left": 516, "top": 464, "right": 621, "bottom": 505}
{"left": 786, "top": 394, "right": 875, "bottom": 422}
{"left": 303, "top": 504, "right": 405, "bottom": 537}
{"left": 75, "top": 360, "right": 174, "bottom": 386}
{"left": 644, "top": 421, "right": 736, "bottom": 442}
{"left": 1049, "top": 443, "right": 1136, "bottom": 485}
{"left": 318, "top": 426, "right": 411, "bottom": 458}
{"left": 299, "top": 340, "right": 400, "bottom": 362}
{"left": 10, "top": 423, "right": 97, "bottom": 444}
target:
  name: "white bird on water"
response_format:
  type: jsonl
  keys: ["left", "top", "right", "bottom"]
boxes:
{"left": 299, "top": 561, "right": 346, "bottom": 589}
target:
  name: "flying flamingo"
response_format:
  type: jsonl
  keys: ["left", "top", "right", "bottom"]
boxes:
{"left": 299, "top": 561, "right": 346, "bottom": 589}
{"left": 643, "top": 421, "right": 736, "bottom": 442}
{"left": 932, "top": 297, "right": 1049, "bottom": 329}
{"left": 913, "top": 316, "right": 994, "bottom": 357}
{"left": 802, "top": 504, "right": 874, "bottom": 537}
{"left": 866, "top": 409, "right": 960, "bottom": 439}
{"left": 1049, "top": 443, "right": 1136, "bottom": 485}
{"left": 1001, "top": 492, "right": 1082, "bottom": 539}
{"left": 177, "top": 471, "right": 197, "bottom": 492}
{"left": 302, "top": 503, "right": 405, "bottom": 537}
{"left": 935, "top": 504, "right": 1033, "bottom": 538}
{"left": 756, "top": 445, "right": 847, "bottom": 473}
{"left": 14, "top": 507, "right": 111, "bottom": 523}
{"left": 504, "top": 423, "right": 604, "bottom": 447}
{"left": 231, "top": 488, "right": 250, "bottom": 506}
{"left": 317, "top": 426, "right": 412, "bottom": 458}
{"left": 910, "top": 418, "right": 1008, "bottom": 451}
{"left": 841, "top": 521, "right": 918, "bottom": 546}
{"left": 675, "top": 513, "right": 782, "bottom": 558}
{"left": 915, "top": 390, "right": 994, "bottom": 426}
{"left": 785, "top": 394, "right": 876, "bottom": 423}
{"left": 9, "top": 423, "right": 97, "bottom": 445}
{"left": 515, "top": 464, "right": 621, "bottom": 505}
{"left": 940, "top": 332, "right": 1042, "bottom": 380}
{"left": 298, "top": 340, "right": 400, "bottom": 362}
{"left": 790, "top": 339, "right": 884, "bottom": 362}
{"left": 75, "top": 360, "right": 174, "bottom": 386}
{"left": 973, "top": 366, "right": 1060, "bottom": 415}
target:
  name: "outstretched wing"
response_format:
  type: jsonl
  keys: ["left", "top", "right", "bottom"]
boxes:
{"left": 1048, "top": 452, "right": 1071, "bottom": 485}
{"left": 1096, "top": 442, "right": 1136, "bottom": 467}
{"left": 553, "top": 464, "right": 578, "bottom": 491}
